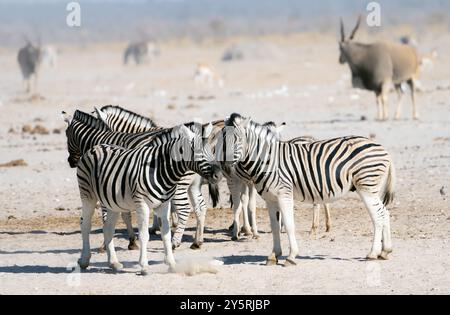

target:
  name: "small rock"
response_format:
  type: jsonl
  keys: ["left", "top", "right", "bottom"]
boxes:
{"left": 0, "top": 159, "right": 28, "bottom": 168}
{"left": 22, "top": 124, "right": 33, "bottom": 133}
{"left": 53, "top": 128, "right": 61, "bottom": 134}
{"left": 360, "top": 115, "right": 367, "bottom": 121}
{"left": 7, "top": 215, "right": 16, "bottom": 220}
{"left": 167, "top": 103, "right": 176, "bottom": 110}
{"left": 55, "top": 207, "right": 65, "bottom": 211}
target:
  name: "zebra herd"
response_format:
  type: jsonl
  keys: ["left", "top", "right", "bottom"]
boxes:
{"left": 63, "top": 106, "right": 395, "bottom": 274}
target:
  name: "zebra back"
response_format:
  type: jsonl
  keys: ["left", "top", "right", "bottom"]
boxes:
{"left": 97, "top": 105, "right": 158, "bottom": 133}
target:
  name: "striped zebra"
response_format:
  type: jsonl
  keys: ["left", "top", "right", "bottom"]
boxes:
{"left": 216, "top": 113, "right": 395, "bottom": 265}
{"left": 64, "top": 109, "right": 218, "bottom": 250}
{"left": 75, "top": 125, "right": 220, "bottom": 274}
{"left": 228, "top": 125, "right": 332, "bottom": 240}
{"left": 94, "top": 105, "right": 223, "bottom": 249}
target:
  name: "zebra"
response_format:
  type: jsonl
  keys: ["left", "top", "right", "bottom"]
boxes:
{"left": 64, "top": 109, "right": 218, "bottom": 250}
{"left": 216, "top": 113, "right": 395, "bottom": 266}
{"left": 74, "top": 125, "right": 220, "bottom": 274}
{"left": 123, "top": 41, "right": 159, "bottom": 65}
{"left": 94, "top": 105, "right": 223, "bottom": 249}
{"left": 228, "top": 125, "right": 332, "bottom": 240}
{"left": 17, "top": 40, "right": 41, "bottom": 93}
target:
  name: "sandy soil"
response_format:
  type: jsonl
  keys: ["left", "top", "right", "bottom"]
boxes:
{"left": 0, "top": 32, "right": 449, "bottom": 294}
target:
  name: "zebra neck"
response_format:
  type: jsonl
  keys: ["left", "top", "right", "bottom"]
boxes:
{"left": 239, "top": 140, "right": 279, "bottom": 184}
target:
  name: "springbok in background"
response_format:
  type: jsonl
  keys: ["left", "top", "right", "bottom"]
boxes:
{"left": 123, "top": 41, "right": 159, "bottom": 65}
{"left": 339, "top": 16, "right": 420, "bottom": 120}
{"left": 17, "top": 39, "right": 42, "bottom": 93}
{"left": 194, "top": 63, "right": 224, "bottom": 88}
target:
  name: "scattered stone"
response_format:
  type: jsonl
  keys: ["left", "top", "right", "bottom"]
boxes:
{"left": 0, "top": 159, "right": 28, "bottom": 168}
{"left": 7, "top": 215, "right": 16, "bottom": 220}
{"left": 31, "top": 125, "right": 50, "bottom": 135}
{"left": 167, "top": 103, "right": 176, "bottom": 110}
{"left": 22, "top": 124, "right": 33, "bottom": 133}
{"left": 52, "top": 128, "right": 61, "bottom": 134}
{"left": 360, "top": 115, "right": 367, "bottom": 121}
{"left": 55, "top": 207, "right": 65, "bottom": 211}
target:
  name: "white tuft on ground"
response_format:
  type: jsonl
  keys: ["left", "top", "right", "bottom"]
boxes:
{"left": 170, "top": 257, "right": 224, "bottom": 276}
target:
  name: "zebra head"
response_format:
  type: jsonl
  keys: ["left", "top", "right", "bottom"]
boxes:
{"left": 170, "top": 123, "right": 222, "bottom": 184}
{"left": 215, "top": 113, "right": 251, "bottom": 175}
{"left": 217, "top": 114, "right": 286, "bottom": 176}
{"left": 61, "top": 111, "right": 81, "bottom": 168}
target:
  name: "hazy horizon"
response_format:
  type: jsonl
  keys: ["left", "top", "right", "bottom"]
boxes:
{"left": 0, "top": 0, "right": 449, "bottom": 46}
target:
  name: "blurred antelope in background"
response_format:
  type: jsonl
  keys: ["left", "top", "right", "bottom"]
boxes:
{"left": 339, "top": 16, "right": 420, "bottom": 120}
{"left": 123, "top": 40, "right": 159, "bottom": 65}
{"left": 194, "top": 63, "right": 224, "bottom": 88}
{"left": 17, "top": 38, "right": 42, "bottom": 93}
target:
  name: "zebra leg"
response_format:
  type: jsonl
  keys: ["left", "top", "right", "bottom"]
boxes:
{"left": 358, "top": 191, "right": 384, "bottom": 260}
{"left": 170, "top": 184, "right": 192, "bottom": 249}
{"left": 278, "top": 197, "right": 298, "bottom": 266}
{"left": 310, "top": 203, "right": 320, "bottom": 238}
{"left": 380, "top": 208, "right": 393, "bottom": 260}
{"left": 121, "top": 211, "right": 139, "bottom": 250}
{"left": 149, "top": 213, "right": 160, "bottom": 235}
{"left": 188, "top": 178, "right": 207, "bottom": 249}
{"left": 136, "top": 202, "right": 150, "bottom": 275}
{"left": 98, "top": 205, "right": 108, "bottom": 253}
{"left": 104, "top": 209, "right": 122, "bottom": 272}
{"left": 324, "top": 203, "right": 332, "bottom": 232}
{"left": 248, "top": 184, "right": 259, "bottom": 239}
{"left": 266, "top": 201, "right": 282, "bottom": 266}
{"left": 171, "top": 207, "right": 179, "bottom": 228}
{"left": 78, "top": 198, "right": 96, "bottom": 270}
{"left": 155, "top": 202, "right": 176, "bottom": 270}
{"left": 240, "top": 184, "right": 253, "bottom": 236}
{"left": 229, "top": 178, "right": 244, "bottom": 241}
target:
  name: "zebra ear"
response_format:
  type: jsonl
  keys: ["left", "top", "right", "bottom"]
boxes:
{"left": 203, "top": 122, "right": 213, "bottom": 138}
{"left": 275, "top": 122, "right": 286, "bottom": 134}
{"left": 242, "top": 117, "right": 251, "bottom": 128}
{"left": 94, "top": 107, "right": 108, "bottom": 124}
{"left": 179, "top": 125, "right": 195, "bottom": 142}
{"left": 61, "top": 111, "right": 72, "bottom": 125}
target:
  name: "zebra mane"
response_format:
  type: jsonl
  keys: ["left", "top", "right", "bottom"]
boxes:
{"left": 225, "top": 113, "right": 282, "bottom": 141}
{"left": 72, "top": 110, "right": 111, "bottom": 131}
{"left": 100, "top": 105, "right": 158, "bottom": 128}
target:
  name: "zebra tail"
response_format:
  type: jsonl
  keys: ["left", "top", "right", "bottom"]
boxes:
{"left": 381, "top": 161, "right": 396, "bottom": 206}
{"left": 208, "top": 182, "right": 220, "bottom": 208}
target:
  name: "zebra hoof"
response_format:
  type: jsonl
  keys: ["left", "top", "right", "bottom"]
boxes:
{"left": 231, "top": 236, "right": 239, "bottom": 241}
{"left": 190, "top": 243, "right": 201, "bottom": 250}
{"left": 110, "top": 262, "right": 123, "bottom": 272}
{"left": 149, "top": 227, "right": 159, "bottom": 235}
{"left": 366, "top": 253, "right": 379, "bottom": 260}
{"left": 77, "top": 259, "right": 89, "bottom": 270}
{"left": 128, "top": 240, "right": 139, "bottom": 251}
{"left": 252, "top": 234, "right": 260, "bottom": 240}
{"left": 283, "top": 258, "right": 297, "bottom": 267}
{"left": 378, "top": 251, "right": 390, "bottom": 260}
{"left": 139, "top": 268, "right": 149, "bottom": 276}
{"left": 266, "top": 258, "right": 278, "bottom": 266}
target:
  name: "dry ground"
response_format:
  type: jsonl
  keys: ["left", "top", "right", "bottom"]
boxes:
{"left": 0, "top": 32, "right": 449, "bottom": 294}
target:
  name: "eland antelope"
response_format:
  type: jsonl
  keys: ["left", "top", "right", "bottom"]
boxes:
{"left": 339, "top": 16, "right": 420, "bottom": 120}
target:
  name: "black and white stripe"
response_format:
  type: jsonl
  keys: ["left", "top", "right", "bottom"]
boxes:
{"left": 94, "top": 105, "right": 223, "bottom": 249}
{"left": 76, "top": 124, "right": 219, "bottom": 274}
{"left": 217, "top": 113, "right": 395, "bottom": 265}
